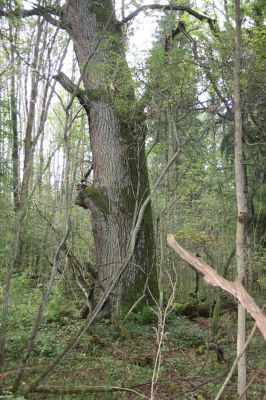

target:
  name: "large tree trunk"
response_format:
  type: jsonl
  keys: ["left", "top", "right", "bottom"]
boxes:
{"left": 64, "top": 0, "right": 155, "bottom": 312}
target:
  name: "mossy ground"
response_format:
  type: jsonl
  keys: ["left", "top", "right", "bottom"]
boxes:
{"left": 2, "top": 275, "right": 265, "bottom": 400}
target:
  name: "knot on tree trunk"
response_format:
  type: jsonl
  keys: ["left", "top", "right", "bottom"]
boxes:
{"left": 74, "top": 184, "right": 110, "bottom": 215}
{"left": 75, "top": 183, "right": 90, "bottom": 209}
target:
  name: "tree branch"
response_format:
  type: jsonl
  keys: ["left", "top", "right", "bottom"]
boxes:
{"left": 12, "top": 227, "right": 70, "bottom": 392}
{"left": 53, "top": 72, "right": 90, "bottom": 109}
{"left": 118, "top": 4, "right": 216, "bottom": 31}
{"left": 0, "top": 5, "right": 65, "bottom": 29}
{"left": 214, "top": 322, "right": 258, "bottom": 400}
{"left": 26, "top": 145, "right": 181, "bottom": 394}
{"left": 53, "top": 27, "right": 107, "bottom": 113}
{"left": 31, "top": 385, "right": 149, "bottom": 398}
{"left": 167, "top": 234, "right": 266, "bottom": 340}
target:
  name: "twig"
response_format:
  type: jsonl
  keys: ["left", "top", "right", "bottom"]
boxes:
{"left": 118, "top": 4, "right": 216, "bottom": 31}
{"left": 12, "top": 227, "right": 70, "bottom": 391}
{"left": 150, "top": 193, "right": 178, "bottom": 400}
{"left": 26, "top": 146, "right": 180, "bottom": 394}
{"left": 123, "top": 275, "right": 149, "bottom": 322}
{"left": 239, "top": 365, "right": 265, "bottom": 400}
{"left": 214, "top": 322, "right": 257, "bottom": 400}
{"left": 33, "top": 384, "right": 149, "bottom": 398}
{"left": 176, "top": 376, "right": 222, "bottom": 398}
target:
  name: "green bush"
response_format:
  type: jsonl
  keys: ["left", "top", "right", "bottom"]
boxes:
{"left": 168, "top": 317, "right": 206, "bottom": 349}
{"left": 131, "top": 305, "right": 157, "bottom": 324}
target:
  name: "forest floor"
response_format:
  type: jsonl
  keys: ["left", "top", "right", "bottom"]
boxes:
{"left": 2, "top": 274, "right": 266, "bottom": 400}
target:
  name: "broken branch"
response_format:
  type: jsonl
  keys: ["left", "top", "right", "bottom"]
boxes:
{"left": 167, "top": 234, "right": 266, "bottom": 340}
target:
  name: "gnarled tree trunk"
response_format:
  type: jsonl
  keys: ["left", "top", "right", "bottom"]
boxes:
{"left": 62, "top": 0, "right": 155, "bottom": 312}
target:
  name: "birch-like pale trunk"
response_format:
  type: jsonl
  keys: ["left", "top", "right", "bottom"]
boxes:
{"left": 234, "top": 1, "right": 247, "bottom": 398}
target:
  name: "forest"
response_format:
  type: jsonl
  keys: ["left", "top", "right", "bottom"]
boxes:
{"left": 0, "top": 0, "right": 265, "bottom": 399}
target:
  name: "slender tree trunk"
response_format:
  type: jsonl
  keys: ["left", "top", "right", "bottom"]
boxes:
{"left": 234, "top": 1, "right": 247, "bottom": 398}
{"left": 63, "top": 0, "right": 156, "bottom": 312}
{"left": 9, "top": 25, "right": 20, "bottom": 211}
{"left": 19, "top": 18, "right": 44, "bottom": 212}
{"left": 36, "top": 35, "right": 69, "bottom": 191}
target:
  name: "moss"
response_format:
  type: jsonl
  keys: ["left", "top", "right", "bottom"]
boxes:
{"left": 143, "top": 201, "right": 154, "bottom": 231}
{"left": 84, "top": 186, "right": 110, "bottom": 215}
{"left": 119, "top": 187, "right": 136, "bottom": 216}
{"left": 87, "top": 88, "right": 102, "bottom": 101}
{"left": 90, "top": 0, "right": 116, "bottom": 25}
{"left": 88, "top": 2, "right": 138, "bottom": 115}
{"left": 119, "top": 132, "right": 158, "bottom": 307}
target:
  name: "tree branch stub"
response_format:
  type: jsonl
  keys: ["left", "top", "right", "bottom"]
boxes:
{"left": 75, "top": 184, "right": 110, "bottom": 216}
{"left": 53, "top": 72, "right": 93, "bottom": 110}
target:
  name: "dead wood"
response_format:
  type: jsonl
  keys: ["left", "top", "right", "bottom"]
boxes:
{"left": 167, "top": 234, "right": 266, "bottom": 340}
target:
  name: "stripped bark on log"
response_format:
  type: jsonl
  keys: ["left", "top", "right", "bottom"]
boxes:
{"left": 167, "top": 234, "right": 266, "bottom": 340}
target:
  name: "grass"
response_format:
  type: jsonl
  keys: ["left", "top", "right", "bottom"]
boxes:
{"left": 1, "top": 275, "right": 265, "bottom": 400}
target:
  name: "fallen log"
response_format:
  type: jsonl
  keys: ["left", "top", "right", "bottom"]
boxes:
{"left": 174, "top": 298, "right": 236, "bottom": 319}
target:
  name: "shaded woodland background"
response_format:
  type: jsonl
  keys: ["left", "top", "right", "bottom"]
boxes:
{"left": 0, "top": 0, "right": 265, "bottom": 399}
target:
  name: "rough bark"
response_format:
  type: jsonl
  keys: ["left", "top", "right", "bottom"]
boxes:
{"left": 0, "top": 0, "right": 217, "bottom": 317}
{"left": 25, "top": 143, "right": 179, "bottom": 394}
{"left": 61, "top": 0, "right": 155, "bottom": 311}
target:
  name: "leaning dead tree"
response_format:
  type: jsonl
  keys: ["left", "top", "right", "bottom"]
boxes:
{"left": 167, "top": 234, "right": 266, "bottom": 341}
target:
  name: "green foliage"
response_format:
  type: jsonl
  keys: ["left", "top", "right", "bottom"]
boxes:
{"left": 33, "top": 326, "right": 67, "bottom": 358}
{"left": 130, "top": 305, "right": 157, "bottom": 324}
{"left": 3, "top": 272, "right": 79, "bottom": 360}
{"left": 2, "top": 277, "right": 266, "bottom": 399}
{"left": 0, "top": 2, "right": 265, "bottom": 399}
{"left": 0, "top": 395, "right": 26, "bottom": 400}
{"left": 0, "top": 0, "right": 11, "bottom": 8}
{"left": 167, "top": 316, "right": 206, "bottom": 349}
{"left": 90, "top": 0, "right": 116, "bottom": 24}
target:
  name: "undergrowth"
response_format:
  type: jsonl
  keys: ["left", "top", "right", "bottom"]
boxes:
{"left": 1, "top": 275, "right": 265, "bottom": 400}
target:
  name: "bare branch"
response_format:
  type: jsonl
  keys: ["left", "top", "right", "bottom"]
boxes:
{"left": 26, "top": 145, "right": 181, "bottom": 394}
{"left": 12, "top": 227, "right": 70, "bottom": 391}
{"left": 0, "top": 5, "right": 65, "bottom": 29}
{"left": 53, "top": 72, "right": 90, "bottom": 109}
{"left": 53, "top": 26, "right": 107, "bottom": 113}
{"left": 31, "top": 385, "right": 149, "bottom": 398}
{"left": 167, "top": 234, "right": 266, "bottom": 340}
{"left": 53, "top": 72, "right": 82, "bottom": 97}
{"left": 118, "top": 4, "right": 216, "bottom": 31}
{"left": 214, "top": 322, "right": 257, "bottom": 400}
